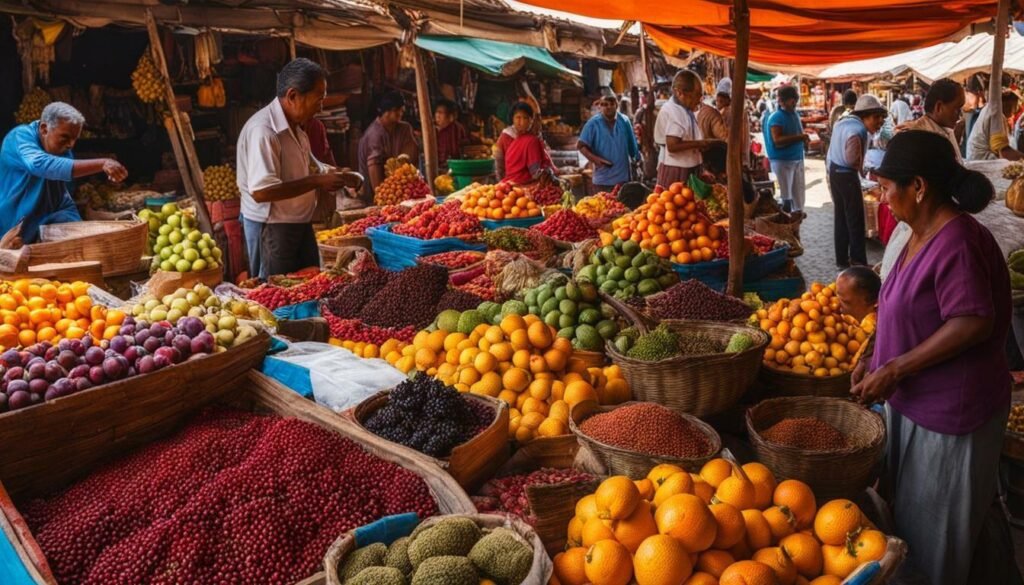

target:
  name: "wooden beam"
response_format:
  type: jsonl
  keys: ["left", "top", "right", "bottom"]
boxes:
{"left": 413, "top": 46, "right": 439, "bottom": 190}
{"left": 726, "top": 0, "right": 750, "bottom": 297}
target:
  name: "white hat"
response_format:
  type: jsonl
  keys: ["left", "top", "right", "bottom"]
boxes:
{"left": 853, "top": 94, "right": 887, "bottom": 115}
{"left": 716, "top": 78, "right": 733, "bottom": 96}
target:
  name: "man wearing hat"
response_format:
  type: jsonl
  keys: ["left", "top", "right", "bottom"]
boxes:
{"left": 358, "top": 90, "right": 419, "bottom": 201}
{"left": 714, "top": 78, "right": 750, "bottom": 168}
{"left": 578, "top": 94, "right": 639, "bottom": 193}
{"left": 826, "top": 94, "right": 888, "bottom": 268}
{"left": 965, "top": 89, "right": 1023, "bottom": 161}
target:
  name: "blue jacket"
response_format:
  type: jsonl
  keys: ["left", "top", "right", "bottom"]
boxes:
{"left": 0, "top": 121, "right": 82, "bottom": 243}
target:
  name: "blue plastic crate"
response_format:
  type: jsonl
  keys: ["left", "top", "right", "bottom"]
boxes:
{"left": 480, "top": 215, "right": 545, "bottom": 230}
{"left": 366, "top": 224, "right": 487, "bottom": 271}
{"left": 672, "top": 245, "right": 791, "bottom": 287}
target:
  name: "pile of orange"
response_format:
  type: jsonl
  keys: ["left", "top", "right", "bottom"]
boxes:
{"left": 754, "top": 282, "right": 868, "bottom": 377}
{"left": 552, "top": 459, "right": 888, "bottom": 585}
{"left": 0, "top": 279, "right": 123, "bottom": 349}
{"left": 385, "top": 315, "right": 631, "bottom": 444}
{"left": 610, "top": 182, "right": 724, "bottom": 264}
{"left": 461, "top": 182, "right": 541, "bottom": 220}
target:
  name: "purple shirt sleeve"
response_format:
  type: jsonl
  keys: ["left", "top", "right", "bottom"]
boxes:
{"left": 933, "top": 235, "right": 996, "bottom": 321}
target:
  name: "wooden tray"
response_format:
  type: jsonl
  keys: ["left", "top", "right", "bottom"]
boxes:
{"left": 29, "top": 221, "right": 148, "bottom": 277}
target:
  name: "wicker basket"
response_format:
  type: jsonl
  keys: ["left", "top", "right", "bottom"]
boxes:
{"left": 746, "top": 396, "right": 885, "bottom": 500}
{"left": 571, "top": 349, "right": 607, "bottom": 368}
{"left": 353, "top": 391, "right": 509, "bottom": 491}
{"left": 605, "top": 320, "right": 768, "bottom": 417}
{"left": 569, "top": 400, "right": 721, "bottom": 479}
{"left": 516, "top": 434, "right": 580, "bottom": 470}
{"left": 759, "top": 365, "right": 853, "bottom": 398}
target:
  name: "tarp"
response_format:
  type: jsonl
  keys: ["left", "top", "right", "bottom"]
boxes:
{"left": 515, "top": 0, "right": 997, "bottom": 66}
{"left": 414, "top": 35, "right": 581, "bottom": 79}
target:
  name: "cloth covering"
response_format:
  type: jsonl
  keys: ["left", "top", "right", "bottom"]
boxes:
{"left": 414, "top": 35, "right": 580, "bottom": 79}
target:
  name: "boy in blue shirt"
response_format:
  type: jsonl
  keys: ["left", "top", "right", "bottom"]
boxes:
{"left": 765, "top": 85, "right": 809, "bottom": 214}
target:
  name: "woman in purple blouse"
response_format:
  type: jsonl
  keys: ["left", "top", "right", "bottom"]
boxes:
{"left": 851, "top": 130, "right": 1011, "bottom": 585}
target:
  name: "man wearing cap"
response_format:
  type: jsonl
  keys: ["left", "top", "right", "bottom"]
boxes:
{"left": 765, "top": 85, "right": 809, "bottom": 214}
{"left": 578, "top": 94, "right": 639, "bottom": 193}
{"left": 826, "top": 94, "right": 888, "bottom": 268}
{"left": 966, "top": 89, "right": 1023, "bottom": 161}
{"left": 358, "top": 91, "right": 419, "bottom": 201}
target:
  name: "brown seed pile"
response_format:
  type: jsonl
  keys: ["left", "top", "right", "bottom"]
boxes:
{"left": 677, "top": 333, "right": 724, "bottom": 356}
{"left": 762, "top": 417, "right": 848, "bottom": 451}
{"left": 579, "top": 403, "right": 711, "bottom": 459}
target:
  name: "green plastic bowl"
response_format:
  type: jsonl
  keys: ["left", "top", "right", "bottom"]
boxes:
{"left": 448, "top": 158, "right": 495, "bottom": 176}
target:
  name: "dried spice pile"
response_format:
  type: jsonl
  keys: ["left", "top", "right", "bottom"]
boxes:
{"left": 762, "top": 417, "right": 849, "bottom": 451}
{"left": 579, "top": 403, "right": 711, "bottom": 459}
{"left": 647, "top": 279, "right": 754, "bottom": 321}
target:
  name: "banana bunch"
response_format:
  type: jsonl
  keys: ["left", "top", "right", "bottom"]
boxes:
{"left": 132, "top": 51, "right": 164, "bottom": 104}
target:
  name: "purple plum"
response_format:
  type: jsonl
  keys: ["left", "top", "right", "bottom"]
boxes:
{"left": 88, "top": 366, "right": 106, "bottom": 385}
{"left": 123, "top": 346, "right": 139, "bottom": 363}
{"left": 5, "top": 367, "right": 24, "bottom": 382}
{"left": 179, "top": 317, "right": 205, "bottom": 338}
{"left": 172, "top": 335, "right": 192, "bottom": 356}
{"left": 44, "top": 346, "right": 60, "bottom": 361}
{"left": 74, "top": 377, "right": 92, "bottom": 393}
{"left": 137, "top": 355, "right": 156, "bottom": 374}
{"left": 44, "top": 387, "right": 59, "bottom": 401}
{"left": 7, "top": 390, "right": 29, "bottom": 410}
{"left": 154, "top": 346, "right": 181, "bottom": 365}
{"left": 7, "top": 380, "right": 28, "bottom": 396}
{"left": 109, "top": 336, "right": 128, "bottom": 354}
{"left": 1, "top": 349, "right": 20, "bottom": 367}
{"left": 102, "top": 357, "right": 125, "bottom": 380}
{"left": 68, "top": 364, "right": 90, "bottom": 379}
{"left": 44, "top": 362, "right": 64, "bottom": 383}
{"left": 28, "top": 378, "right": 48, "bottom": 395}
{"left": 57, "top": 350, "right": 78, "bottom": 371}
{"left": 152, "top": 353, "right": 171, "bottom": 370}
{"left": 143, "top": 336, "right": 162, "bottom": 354}
{"left": 52, "top": 377, "right": 73, "bottom": 397}
{"left": 26, "top": 362, "right": 45, "bottom": 380}
{"left": 150, "top": 323, "right": 167, "bottom": 339}
{"left": 84, "top": 346, "right": 105, "bottom": 366}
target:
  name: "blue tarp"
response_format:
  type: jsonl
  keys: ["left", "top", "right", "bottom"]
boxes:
{"left": 415, "top": 35, "right": 580, "bottom": 80}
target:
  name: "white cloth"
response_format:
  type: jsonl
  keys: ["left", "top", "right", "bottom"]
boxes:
{"left": 770, "top": 159, "right": 806, "bottom": 211}
{"left": 903, "top": 114, "right": 962, "bottom": 162}
{"left": 890, "top": 99, "right": 913, "bottom": 125}
{"left": 881, "top": 221, "right": 911, "bottom": 281}
{"left": 236, "top": 99, "right": 319, "bottom": 223}
{"left": 966, "top": 103, "right": 1010, "bottom": 161}
{"left": 654, "top": 97, "right": 704, "bottom": 169}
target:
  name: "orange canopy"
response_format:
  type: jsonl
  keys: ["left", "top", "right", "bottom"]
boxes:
{"left": 516, "top": 0, "right": 998, "bottom": 65}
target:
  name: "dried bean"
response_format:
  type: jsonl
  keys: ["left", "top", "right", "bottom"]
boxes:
{"left": 648, "top": 279, "right": 753, "bottom": 321}
{"left": 579, "top": 403, "right": 711, "bottom": 459}
{"left": 762, "top": 417, "right": 848, "bottom": 451}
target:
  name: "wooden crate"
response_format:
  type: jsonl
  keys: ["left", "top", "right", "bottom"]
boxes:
{"left": 29, "top": 221, "right": 148, "bottom": 277}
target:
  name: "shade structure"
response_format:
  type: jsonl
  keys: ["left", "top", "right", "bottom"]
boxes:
{"left": 515, "top": 0, "right": 998, "bottom": 66}
{"left": 414, "top": 35, "right": 581, "bottom": 79}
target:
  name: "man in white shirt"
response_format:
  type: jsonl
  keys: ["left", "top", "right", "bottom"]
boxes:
{"left": 966, "top": 89, "right": 1023, "bottom": 161}
{"left": 236, "top": 58, "right": 356, "bottom": 278}
{"left": 653, "top": 69, "right": 721, "bottom": 187}
{"left": 890, "top": 96, "right": 913, "bottom": 126}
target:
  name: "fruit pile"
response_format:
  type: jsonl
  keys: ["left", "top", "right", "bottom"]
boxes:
{"left": 141, "top": 203, "right": 223, "bottom": 272}
{"left": 374, "top": 159, "right": 431, "bottom": 206}
{"left": 324, "top": 314, "right": 417, "bottom": 347}
{"left": 718, "top": 233, "right": 778, "bottom": 260}
{"left": 755, "top": 283, "right": 868, "bottom": 376}
{"left": 576, "top": 238, "right": 678, "bottom": 300}
{"left": 337, "top": 516, "right": 534, "bottom": 585}
{"left": 473, "top": 468, "right": 596, "bottom": 526}
{"left": 762, "top": 417, "right": 849, "bottom": 451}
{"left": 645, "top": 279, "right": 755, "bottom": 322}
{"left": 556, "top": 462, "right": 890, "bottom": 585}
{"left": 457, "top": 272, "right": 497, "bottom": 301}
{"left": 131, "top": 51, "right": 163, "bottom": 103}
{"left": 418, "top": 250, "right": 485, "bottom": 270}
{"left": 579, "top": 402, "right": 713, "bottom": 459}
{"left": 15, "top": 87, "right": 50, "bottom": 124}
{"left": 201, "top": 164, "right": 239, "bottom": 201}
{"left": 612, "top": 324, "right": 753, "bottom": 361}
{"left": 363, "top": 375, "right": 493, "bottom": 458}
{"left": 519, "top": 280, "right": 620, "bottom": 352}
{"left": 0, "top": 280, "right": 112, "bottom": 350}
{"left": 392, "top": 201, "right": 482, "bottom": 240}
{"left": 126, "top": 284, "right": 267, "bottom": 348}
{"left": 530, "top": 209, "right": 598, "bottom": 242}
{"left": 245, "top": 271, "right": 349, "bottom": 310}
{"left": 530, "top": 183, "right": 566, "bottom": 206}
{"left": 434, "top": 173, "right": 455, "bottom": 195}
{"left": 611, "top": 182, "right": 724, "bottom": 263}
{"left": 573, "top": 192, "right": 629, "bottom": 227}
{"left": 317, "top": 202, "right": 433, "bottom": 242}
{"left": 1010, "top": 403, "right": 1024, "bottom": 434}
{"left": 704, "top": 182, "right": 730, "bottom": 221}
{"left": 481, "top": 227, "right": 556, "bottom": 260}
{"left": 461, "top": 182, "right": 542, "bottom": 220}
{"left": 24, "top": 409, "right": 438, "bottom": 584}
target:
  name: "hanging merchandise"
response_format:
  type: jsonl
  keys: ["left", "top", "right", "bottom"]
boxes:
{"left": 132, "top": 49, "right": 164, "bottom": 104}
{"left": 197, "top": 78, "right": 226, "bottom": 108}
{"left": 15, "top": 87, "right": 50, "bottom": 124}
{"left": 194, "top": 30, "right": 223, "bottom": 81}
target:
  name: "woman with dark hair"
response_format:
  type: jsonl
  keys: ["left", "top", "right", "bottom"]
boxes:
{"left": 494, "top": 102, "right": 555, "bottom": 184}
{"left": 851, "top": 130, "right": 1011, "bottom": 585}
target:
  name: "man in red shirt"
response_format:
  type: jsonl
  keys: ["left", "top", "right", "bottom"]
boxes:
{"left": 434, "top": 98, "right": 468, "bottom": 167}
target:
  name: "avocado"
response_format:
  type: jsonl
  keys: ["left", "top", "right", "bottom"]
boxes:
{"left": 607, "top": 266, "right": 625, "bottom": 282}
{"left": 541, "top": 298, "right": 559, "bottom": 315}
{"left": 622, "top": 239, "right": 640, "bottom": 257}
{"left": 559, "top": 299, "right": 577, "bottom": 317}
{"left": 638, "top": 278, "right": 661, "bottom": 296}
{"left": 597, "top": 319, "right": 619, "bottom": 340}
{"left": 624, "top": 267, "right": 641, "bottom": 283}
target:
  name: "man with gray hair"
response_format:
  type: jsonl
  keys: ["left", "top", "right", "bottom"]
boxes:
{"left": 0, "top": 101, "right": 127, "bottom": 244}
{"left": 653, "top": 69, "right": 722, "bottom": 187}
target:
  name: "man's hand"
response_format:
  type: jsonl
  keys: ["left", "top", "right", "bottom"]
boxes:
{"left": 316, "top": 172, "right": 363, "bottom": 191}
{"left": 594, "top": 157, "right": 613, "bottom": 168}
{"left": 103, "top": 159, "right": 127, "bottom": 183}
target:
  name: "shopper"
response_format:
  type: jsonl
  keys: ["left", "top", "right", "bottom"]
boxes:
{"left": 900, "top": 78, "right": 965, "bottom": 160}
{"left": 826, "top": 94, "right": 887, "bottom": 267}
{"left": 965, "top": 89, "right": 1023, "bottom": 161}
{"left": 357, "top": 91, "right": 419, "bottom": 200}
{"left": 696, "top": 82, "right": 729, "bottom": 174}
{"left": 0, "top": 102, "right": 127, "bottom": 245}
{"left": 851, "top": 130, "right": 1010, "bottom": 585}
{"left": 653, "top": 70, "right": 719, "bottom": 187}
{"left": 236, "top": 58, "right": 354, "bottom": 278}
{"left": 578, "top": 94, "right": 639, "bottom": 193}
{"left": 434, "top": 99, "right": 468, "bottom": 167}
{"left": 495, "top": 102, "right": 556, "bottom": 185}
{"left": 715, "top": 78, "right": 751, "bottom": 167}
{"left": 765, "top": 85, "right": 808, "bottom": 213}
{"left": 890, "top": 95, "right": 913, "bottom": 126}
{"left": 829, "top": 89, "right": 857, "bottom": 131}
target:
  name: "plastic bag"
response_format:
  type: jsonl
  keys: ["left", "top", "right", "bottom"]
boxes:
{"left": 259, "top": 341, "right": 405, "bottom": 411}
{"left": 687, "top": 174, "right": 713, "bottom": 200}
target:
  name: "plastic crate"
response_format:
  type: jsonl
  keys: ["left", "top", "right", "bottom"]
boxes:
{"left": 366, "top": 224, "right": 487, "bottom": 271}
{"left": 480, "top": 215, "right": 545, "bottom": 230}
{"left": 672, "top": 245, "right": 790, "bottom": 287}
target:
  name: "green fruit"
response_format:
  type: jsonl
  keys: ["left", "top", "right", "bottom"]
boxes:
{"left": 658, "top": 273, "right": 679, "bottom": 288}
{"left": 639, "top": 264, "right": 658, "bottom": 278}
{"left": 579, "top": 308, "right": 601, "bottom": 326}
{"left": 558, "top": 313, "right": 575, "bottom": 329}
{"left": 477, "top": 302, "right": 501, "bottom": 323}
{"left": 632, "top": 253, "right": 647, "bottom": 268}
{"left": 160, "top": 202, "right": 179, "bottom": 215}
{"left": 578, "top": 265, "right": 598, "bottom": 283}
{"left": 175, "top": 259, "right": 192, "bottom": 272}
{"left": 597, "top": 319, "right": 619, "bottom": 340}
{"left": 624, "top": 267, "right": 641, "bottom": 283}
{"left": 187, "top": 230, "right": 202, "bottom": 242}
{"left": 166, "top": 308, "right": 183, "bottom": 323}
{"left": 614, "top": 335, "right": 632, "bottom": 354}
{"left": 540, "top": 298, "right": 559, "bottom": 315}
{"left": 524, "top": 289, "right": 538, "bottom": 307}
{"left": 565, "top": 282, "right": 581, "bottom": 302}
{"left": 150, "top": 308, "right": 168, "bottom": 321}
{"left": 158, "top": 224, "right": 173, "bottom": 236}
{"left": 501, "top": 300, "right": 528, "bottom": 317}
{"left": 579, "top": 282, "right": 599, "bottom": 302}
{"left": 218, "top": 315, "right": 237, "bottom": 330}
{"left": 168, "top": 231, "right": 183, "bottom": 245}
{"left": 159, "top": 260, "right": 174, "bottom": 272}
{"left": 544, "top": 310, "right": 561, "bottom": 328}
{"left": 537, "top": 288, "right": 553, "bottom": 306}
{"left": 600, "top": 279, "right": 618, "bottom": 294}
{"left": 436, "top": 309, "right": 461, "bottom": 332}
{"left": 457, "top": 310, "right": 485, "bottom": 335}
{"left": 638, "top": 278, "right": 661, "bottom": 296}
{"left": 607, "top": 266, "right": 625, "bottom": 282}
{"left": 622, "top": 239, "right": 640, "bottom": 256}
{"left": 559, "top": 299, "right": 577, "bottom": 317}
{"left": 596, "top": 265, "right": 609, "bottom": 277}
{"left": 557, "top": 326, "right": 576, "bottom": 339}
{"left": 159, "top": 247, "right": 173, "bottom": 260}
{"left": 615, "top": 255, "right": 632, "bottom": 270}
{"left": 575, "top": 324, "right": 603, "bottom": 351}
{"left": 166, "top": 214, "right": 181, "bottom": 228}
{"left": 613, "top": 238, "right": 624, "bottom": 251}
{"left": 601, "top": 246, "right": 616, "bottom": 263}
{"left": 555, "top": 287, "right": 568, "bottom": 302}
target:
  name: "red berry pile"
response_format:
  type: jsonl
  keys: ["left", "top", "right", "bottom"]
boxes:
{"left": 322, "top": 311, "right": 417, "bottom": 344}
{"left": 473, "top": 468, "right": 595, "bottom": 525}
{"left": 418, "top": 251, "right": 485, "bottom": 270}
{"left": 246, "top": 273, "right": 348, "bottom": 310}
{"left": 646, "top": 279, "right": 753, "bottom": 322}
{"left": 579, "top": 402, "right": 712, "bottom": 459}
{"left": 393, "top": 201, "right": 482, "bottom": 240}
{"left": 22, "top": 408, "right": 438, "bottom": 585}
{"left": 530, "top": 209, "right": 598, "bottom": 243}
{"left": 530, "top": 183, "right": 564, "bottom": 206}
{"left": 456, "top": 273, "right": 496, "bottom": 301}
{"left": 717, "top": 233, "right": 777, "bottom": 260}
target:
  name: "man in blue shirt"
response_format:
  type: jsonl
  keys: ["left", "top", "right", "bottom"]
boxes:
{"left": 578, "top": 95, "right": 639, "bottom": 193}
{"left": 0, "top": 102, "right": 127, "bottom": 245}
{"left": 765, "top": 85, "right": 809, "bottom": 214}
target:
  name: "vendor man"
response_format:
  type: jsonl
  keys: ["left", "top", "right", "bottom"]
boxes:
{"left": 0, "top": 102, "right": 127, "bottom": 245}
{"left": 358, "top": 91, "right": 419, "bottom": 201}
{"left": 966, "top": 88, "right": 1023, "bottom": 161}
{"left": 578, "top": 94, "right": 639, "bottom": 193}
{"left": 236, "top": 58, "right": 355, "bottom": 278}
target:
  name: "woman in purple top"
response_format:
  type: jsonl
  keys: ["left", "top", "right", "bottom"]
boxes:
{"left": 851, "top": 131, "right": 1011, "bottom": 585}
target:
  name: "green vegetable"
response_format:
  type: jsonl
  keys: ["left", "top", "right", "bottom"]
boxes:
{"left": 339, "top": 543, "right": 387, "bottom": 582}
{"left": 385, "top": 536, "right": 413, "bottom": 575}
{"left": 678, "top": 333, "right": 723, "bottom": 355}
{"left": 574, "top": 324, "right": 603, "bottom": 351}
{"left": 477, "top": 302, "right": 501, "bottom": 323}
{"left": 725, "top": 332, "right": 754, "bottom": 353}
{"left": 456, "top": 310, "right": 486, "bottom": 335}
{"left": 348, "top": 566, "right": 407, "bottom": 585}
{"left": 408, "top": 518, "right": 482, "bottom": 568}
{"left": 435, "top": 310, "right": 461, "bottom": 333}
{"left": 411, "top": 556, "right": 478, "bottom": 585}
{"left": 626, "top": 324, "right": 681, "bottom": 361}
{"left": 468, "top": 528, "right": 533, "bottom": 585}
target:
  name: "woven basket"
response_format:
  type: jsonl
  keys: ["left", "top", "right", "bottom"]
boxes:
{"left": 605, "top": 320, "right": 768, "bottom": 417}
{"left": 571, "top": 349, "right": 607, "bottom": 368}
{"left": 759, "top": 366, "right": 853, "bottom": 398}
{"left": 569, "top": 400, "right": 721, "bottom": 479}
{"left": 746, "top": 396, "right": 885, "bottom": 500}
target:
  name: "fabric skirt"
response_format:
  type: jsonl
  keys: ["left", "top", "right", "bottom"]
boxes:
{"left": 656, "top": 163, "right": 696, "bottom": 189}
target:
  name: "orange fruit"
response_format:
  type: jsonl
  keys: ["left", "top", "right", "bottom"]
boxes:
{"left": 502, "top": 367, "right": 531, "bottom": 393}
{"left": 709, "top": 502, "right": 746, "bottom": 549}
{"left": 582, "top": 516, "right": 617, "bottom": 547}
{"left": 850, "top": 529, "right": 886, "bottom": 563}
{"left": 696, "top": 549, "right": 735, "bottom": 578}
{"left": 822, "top": 544, "right": 860, "bottom": 579}
{"left": 741, "top": 509, "right": 773, "bottom": 551}
{"left": 554, "top": 547, "right": 589, "bottom": 585}
{"left": 763, "top": 505, "right": 797, "bottom": 543}
{"left": 730, "top": 538, "right": 753, "bottom": 562}
{"left": 500, "top": 314, "right": 527, "bottom": 335}
{"left": 613, "top": 501, "right": 658, "bottom": 553}
{"left": 682, "top": 573, "right": 719, "bottom": 585}
{"left": 564, "top": 380, "right": 598, "bottom": 408}
{"left": 741, "top": 462, "right": 777, "bottom": 510}
{"left": 692, "top": 475, "right": 715, "bottom": 504}
{"left": 635, "top": 478, "right": 656, "bottom": 501}
{"left": 654, "top": 472, "right": 695, "bottom": 507}
{"left": 595, "top": 476, "right": 641, "bottom": 520}
{"left": 814, "top": 499, "right": 864, "bottom": 546}
{"left": 527, "top": 321, "right": 554, "bottom": 349}
{"left": 585, "top": 539, "right": 634, "bottom": 585}
{"left": 719, "top": 560, "right": 779, "bottom": 585}
{"left": 633, "top": 534, "right": 693, "bottom": 585}
{"left": 655, "top": 494, "right": 717, "bottom": 553}
{"left": 700, "top": 459, "right": 733, "bottom": 488}
{"left": 714, "top": 475, "right": 756, "bottom": 511}
{"left": 567, "top": 516, "right": 584, "bottom": 547}
{"left": 544, "top": 348, "right": 569, "bottom": 372}
{"left": 576, "top": 494, "right": 600, "bottom": 523}
{"left": 809, "top": 576, "right": 842, "bottom": 585}
{"left": 774, "top": 480, "right": 817, "bottom": 530}
{"left": 648, "top": 464, "right": 686, "bottom": 487}
{"left": 781, "top": 532, "right": 824, "bottom": 579}
{"left": 753, "top": 546, "right": 798, "bottom": 585}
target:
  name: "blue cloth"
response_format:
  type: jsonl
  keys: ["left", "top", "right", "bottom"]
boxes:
{"left": 765, "top": 109, "right": 805, "bottom": 161}
{"left": 578, "top": 112, "right": 638, "bottom": 186}
{"left": 353, "top": 513, "right": 420, "bottom": 547}
{"left": 240, "top": 214, "right": 266, "bottom": 279}
{"left": 272, "top": 300, "right": 321, "bottom": 321}
{"left": 0, "top": 121, "right": 82, "bottom": 243}
{"left": 259, "top": 353, "right": 314, "bottom": 398}
{"left": 827, "top": 115, "right": 869, "bottom": 171}
{"left": 0, "top": 530, "right": 37, "bottom": 585}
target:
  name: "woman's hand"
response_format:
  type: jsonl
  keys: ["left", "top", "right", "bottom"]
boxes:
{"left": 850, "top": 361, "right": 900, "bottom": 405}
{"left": 851, "top": 359, "right": 868, "bottom": 386}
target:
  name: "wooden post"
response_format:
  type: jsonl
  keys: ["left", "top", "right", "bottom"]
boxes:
{"left": 990, "top": 0, "right": 1009, "bottom": 108}
{"left": 413, "top": 45, "right": 439, "bottom": 189}
{"left": 144, "top": 9, "right": 214, "bottom": 236}
{"left": 288, "top": 32, "right": 297, "bottom": 61}
{"left": 726, "top": 0, "right": 750, "bottom": 296}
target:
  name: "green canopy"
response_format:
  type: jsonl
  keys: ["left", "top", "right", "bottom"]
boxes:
{"left": 415, "top": 35, "right": 581, "bottom": 80}
{"left": 746, "top": 68, "right": 774, "bottom": 83}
